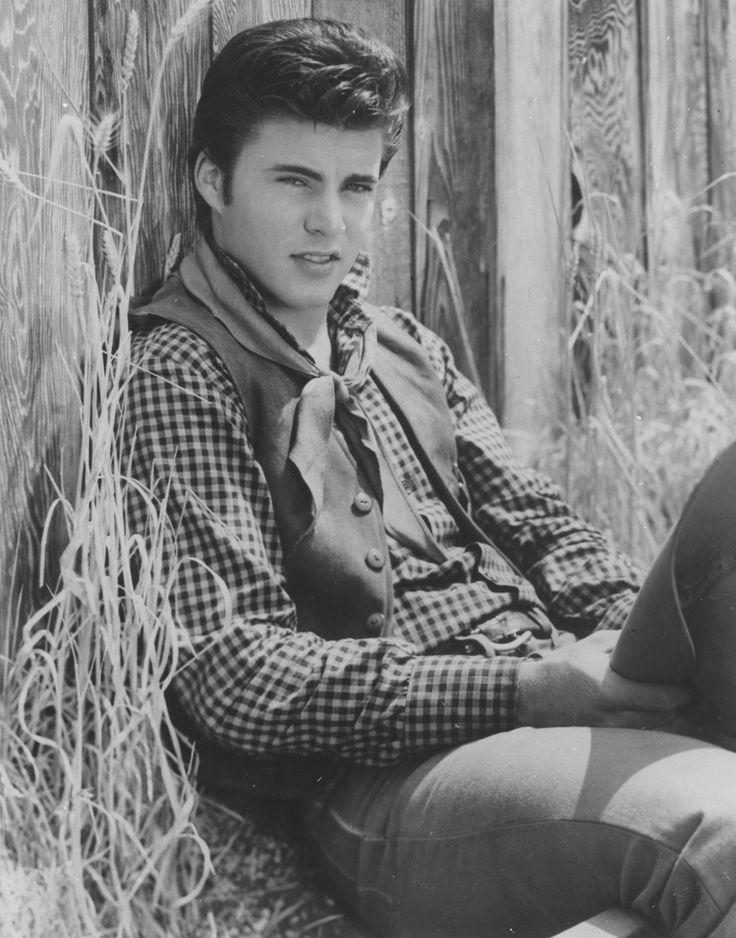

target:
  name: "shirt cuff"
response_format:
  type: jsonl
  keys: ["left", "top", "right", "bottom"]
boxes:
{"left": 596, "top": 590, "right": 638, "bottom": 632}
{"left": 403, "top": 653, "right": 522, "bottom": 751}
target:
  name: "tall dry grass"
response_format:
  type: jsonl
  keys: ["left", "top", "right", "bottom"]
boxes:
{"left": 1, "top": 3, "right": 213, "bottom": 936}
{"left": 536, "top": 173, "right": 736, "bottom": 569}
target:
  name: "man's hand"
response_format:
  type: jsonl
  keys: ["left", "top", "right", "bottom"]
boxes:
{"left": 517, "top": 630, "right": 692, "bottom": 729}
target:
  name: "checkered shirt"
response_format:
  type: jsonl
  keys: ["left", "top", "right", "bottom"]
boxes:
{"left": 121, "top": 249, "right": 643, "bottom": 767}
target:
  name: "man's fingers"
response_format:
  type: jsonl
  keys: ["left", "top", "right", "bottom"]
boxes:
{"left": 519, "top": 631, "right": 692, "bottom": 729}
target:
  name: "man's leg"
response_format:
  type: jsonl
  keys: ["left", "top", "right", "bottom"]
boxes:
{"left": 302, "top": 727, "right": 736, "bottom": 938}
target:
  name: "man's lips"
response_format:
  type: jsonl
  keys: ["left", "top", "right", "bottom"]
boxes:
{"left": 292, "top": 251, "right": 341, "bottom": 264}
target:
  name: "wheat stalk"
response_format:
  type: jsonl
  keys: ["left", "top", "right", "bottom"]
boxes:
{"left": 1, "top": 5, "right": 214, "bottom": 937}
{"left": 101, "top": 227, "right": 121, "bottom": 280}
{"left": 165, "top": 0, "right": 212, "bottom": 52}
{"left": 162, "top": 232, "right": 182, "bottom": 281}
{"left": 120, "top": 10, "right": 140, "bottom": 97}
{"left": 91, "top": 112, "right": 117, "bottom": 161}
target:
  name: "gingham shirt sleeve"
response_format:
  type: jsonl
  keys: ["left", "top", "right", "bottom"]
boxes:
{"left": 122, "top": 322, "right": 521, "bottom": 766}
{"left": 383, "top": 308, "right": 643, "bottom": 635}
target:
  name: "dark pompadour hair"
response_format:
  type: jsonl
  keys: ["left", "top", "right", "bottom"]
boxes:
{"left": 189, "top": 17, "right": 410, "bottom": 229}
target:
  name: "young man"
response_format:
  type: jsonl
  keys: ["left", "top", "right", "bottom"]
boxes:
{"left": 123, "top": 18, "right": 736, "bottom": 937}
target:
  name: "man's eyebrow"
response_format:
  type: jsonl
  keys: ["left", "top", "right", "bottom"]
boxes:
{"left": 345, "top": 172, "right": 380, "bottom": 185}
{"left": 269, "top": 163, "right": 323, "bottom": 181}
{"left": 269, "top": 163, "right": 379, "bottom": 185}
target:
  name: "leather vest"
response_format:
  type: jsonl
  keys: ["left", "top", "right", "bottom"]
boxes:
{"left": 132, "top": 272, "right": 492, "bottom": 641}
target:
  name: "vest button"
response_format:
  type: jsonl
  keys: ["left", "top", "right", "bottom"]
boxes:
{"left": 365, "top": 612, "right": 385, "bottom": 634}
{"left": 365, "top": 548, "right": 385, "bottom": 571}
{"left": 352, "top": 491, "right": 373, "bottom": 514}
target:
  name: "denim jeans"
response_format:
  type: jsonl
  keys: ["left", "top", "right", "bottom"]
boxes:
{"left": 301, "top": 727, "right": 736, "bottom": 937}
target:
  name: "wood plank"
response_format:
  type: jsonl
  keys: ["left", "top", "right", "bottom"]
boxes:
{"left": 313, "top": 0, "right": 413, "bottom": 310}
{"left": 0, "top": 0, "right": 88, "bottom": 633}
{"left": 703, "top": 0, "right": 736, "bottom": 272}
{"left": 212, "top": 0, "right": 312, "bottom": 54}
{"left": 412, "top": 0, "right": 497, "bottom": 404}
{"left": 640, "top": 0, "right": 711, "bottom": 357}
{"left": 642, "top": 0, "right": 710, "bottom": 273}
{"left": 92, "top": 0, "right": 210, "bottom": 295}
{"left": 493, "top": 0, "right": 568, "bottom": 452}
{"left": 568, "top": 0, "right": 644, "bottom": 253}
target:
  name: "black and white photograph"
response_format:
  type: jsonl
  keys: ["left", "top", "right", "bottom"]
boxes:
{"left": 2, "top": 2, "right": 736, "bottom": 936}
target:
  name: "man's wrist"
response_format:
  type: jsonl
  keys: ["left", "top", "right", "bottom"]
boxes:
{"left": 516, "top": 658, "right": 545, "bottom": 727}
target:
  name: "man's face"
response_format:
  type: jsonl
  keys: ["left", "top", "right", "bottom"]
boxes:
{"left": 204, "top": 117, "right": 384, "bottom": 325}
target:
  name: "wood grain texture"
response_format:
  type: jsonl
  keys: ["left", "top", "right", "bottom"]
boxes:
{"left": 703, "top": 0, "right": 736, "bottom": 271}
{"left": 92, "top": 0, "right": 210, "bottom": 294}
{"left": 568, "top": 0, "right": 644, "bottom": 251}
{"left": 412, "top": 0, "right": 497, "bottom": 403}
{"left": 212, "top": 0, "right": 311, "bottom": 53}
{"left": 0, "top": 0, "right": 88, "bottom": 631}
{"left": 313, "top": 0, "right": 413, "bottom": 309}
{"left": 493, "top": 0, "right": 569, "bottom": 450}
{"left": 643, "top": 0, "right": 710, "bottom": 273}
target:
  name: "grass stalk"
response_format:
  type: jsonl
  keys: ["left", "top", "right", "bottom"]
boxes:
{"left": 1, "top": 8, "right": 214, "bottom": 938}
{"left": 535, "top": 168, "right": 736, "bottom": 568}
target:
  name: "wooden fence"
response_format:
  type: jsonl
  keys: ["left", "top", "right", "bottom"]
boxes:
{"left": 2, "top": 0, "right": 736, "bottom": 626}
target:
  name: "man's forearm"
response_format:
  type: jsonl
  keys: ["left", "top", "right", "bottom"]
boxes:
{"left": 173, "top": 625, "right": 522, "bottom": 765}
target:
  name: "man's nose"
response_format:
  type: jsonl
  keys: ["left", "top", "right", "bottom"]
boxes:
{"left": 305, "top": 190, "right": 346, "bottom": 236}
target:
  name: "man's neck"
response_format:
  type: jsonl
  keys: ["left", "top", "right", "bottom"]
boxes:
{"left": 302, "top": 322, "right": 333, "bottom": 371}
{"left": 204, "top": 233, "right": 334, "bottom": 369}
{"left": 265, "top": 303, "right": 332, "bottom": 369}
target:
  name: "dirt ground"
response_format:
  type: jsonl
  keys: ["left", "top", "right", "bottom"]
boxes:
{"left": 187, "top": 791, "right": 373, "bottom": 938}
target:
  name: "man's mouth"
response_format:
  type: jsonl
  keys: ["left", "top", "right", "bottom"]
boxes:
{"left": 293, "top": 251, "right": 341, "bottom": 265}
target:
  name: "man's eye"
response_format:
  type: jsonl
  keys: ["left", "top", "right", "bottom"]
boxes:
{"left": 278, "top": 176, "right": 308, "bottom": 187}
{"left": 345, "top": 183, "right": 374, "bottom": 194}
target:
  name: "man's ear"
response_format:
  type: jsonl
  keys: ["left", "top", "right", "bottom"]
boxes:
{"left": 193, "top": 151, "right": 225, "bottom": 213}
